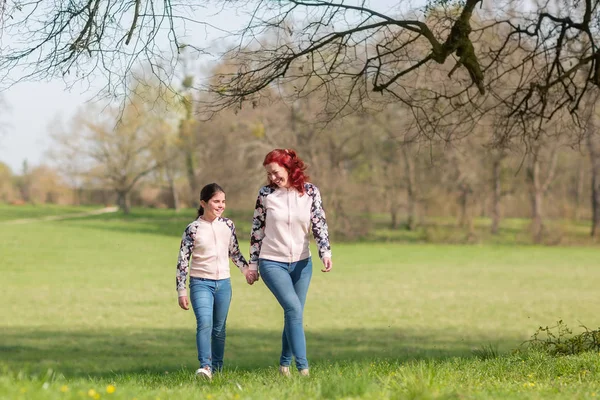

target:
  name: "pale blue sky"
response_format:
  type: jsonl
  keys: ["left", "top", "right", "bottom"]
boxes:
{"left": 0, "top": 0, "right": 421, "bottom": 174}
{"left": 0, "top": 2, "right": 248, "bottom": 173}
{"left": 2, "top": 80, "right": 92, "bottom": 172}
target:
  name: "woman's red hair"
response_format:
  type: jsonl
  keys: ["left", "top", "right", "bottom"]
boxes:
{"left": 263, "top": 148, "right": 309, "bottom": 194}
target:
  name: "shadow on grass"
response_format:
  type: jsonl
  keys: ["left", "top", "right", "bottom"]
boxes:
{"left": 58, "top": 209, "right": 255, "bottom": 240}
{"left": 0, "top": 326, "right": 514, "bottom": 378}
{"left": 56, "top": 209, "right": 597, "bottom": 247}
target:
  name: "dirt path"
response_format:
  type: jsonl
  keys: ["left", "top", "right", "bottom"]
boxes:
{"left": 2, "top": 206, "right": 119, "bottom": 224}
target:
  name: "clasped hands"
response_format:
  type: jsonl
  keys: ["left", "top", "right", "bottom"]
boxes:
{"left": 243, "top": 257, "right": 332, "bottom": 285}
{"left": 243, "top": 267, "right": 260, "bottom": 285}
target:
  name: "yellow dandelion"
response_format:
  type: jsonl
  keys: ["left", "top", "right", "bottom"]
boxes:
{"left": 60, "top": 385, "right": 69, "bottom": 392}
{"left": 88, "top": 389, "right": 97, "bottom": 397}
{"left": 20, "top": 388, "right": 27, "bottom": 393}
{"left": 94, "top": 394, "right": 101, "bottom": 400}
{"left": 207, "top": 395, "right": 213, "bottom": 400}
{"left": 106, "top": 385, "right": 116, "bottom": 394}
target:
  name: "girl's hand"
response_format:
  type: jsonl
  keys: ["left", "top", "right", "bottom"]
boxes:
{"left": 321, "top": 257, "right": 333, "bottom": 272}
{"left": 243, "top": 267, "right": 259, "bottom": 285}
{"left": 178, "top": 296, "right": 190, "bottom": 310}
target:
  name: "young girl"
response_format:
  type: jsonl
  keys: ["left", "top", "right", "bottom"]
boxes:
{"left": 176, "top": 183, "right": 255, "bottom": 380}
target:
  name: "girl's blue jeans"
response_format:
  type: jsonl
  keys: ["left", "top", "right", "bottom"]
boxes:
{"left": 259, "top": 257, "right": 312, "bottom": 370}
{"left": 189, "top": 277, "right": 232, "bottom": 371}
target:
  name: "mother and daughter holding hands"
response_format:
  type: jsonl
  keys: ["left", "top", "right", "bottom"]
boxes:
{"left": 175, "top": 148, "right": 333, "bottom": 380}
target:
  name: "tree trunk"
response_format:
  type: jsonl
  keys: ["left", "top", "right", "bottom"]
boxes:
{"left": 587, "top": 122, "right": 600, "bottom": 237}
{"left": 526, "top": 145, "right": 558, "bottom": 244}
{"left": 491, "top": 156, "right": 502, "bottom": 235}
{"left": 390, "top": 207, "right": 399, "bottom": 229}
{"left": 179, "top": 96, "right": 199, "bottom": 207}
{"left": 401, "top": 145, "right": 417, "bottom": 231}
{"left": 389, "top": 180, "right": 399, "bottom": 229}
{"left": 166, "top": 165, "right": 180, "bottom": 211}
{"left": 458, "top": 183, "right": 474, "bottom": 236}
{"left": 116, "top": 190, "right": 131, "bottom": 214}
{"left": 574, "top": 157, "right": 585, "bottom": 221}
{"left": 530, "top": 189, "right": 543, "bottom": 244}
{"left": 73, "top": 186, "right": 82, "bottom": 206}
{"left": 184, "top": 131, "right": 198, "bottom": 206}
{"left": 527, "top": 153, "right": 543, "bottom": 243}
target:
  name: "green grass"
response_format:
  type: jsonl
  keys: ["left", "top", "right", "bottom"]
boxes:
{"left": 1, "top": 206, "right": 600, "bottom": 399}
{"left": 364, "top": 214, "right": 597, "bottom": 246}
{"left": 0, "top": 204, "right": 99, "bottom": 222}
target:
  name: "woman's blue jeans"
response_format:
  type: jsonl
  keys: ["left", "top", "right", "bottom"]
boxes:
{"left": 259, "top": 257, "right": 312, "bottom": 370}
{"left": 189, "top": 277, "right": 232, "bottom": 371}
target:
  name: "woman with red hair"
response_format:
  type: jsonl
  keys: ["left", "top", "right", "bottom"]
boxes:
{"left": 248, "top": 148, "right": 332, "bottom": 377}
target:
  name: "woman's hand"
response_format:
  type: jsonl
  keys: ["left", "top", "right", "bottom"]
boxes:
{"left": 321, "top": 257, "right": 333, "bottom": 272}
{"left": 243, "top": 267, "right": 260, "bottom": 285}
{"left": 178, "top": 296, "right": 190, "bottom": 310}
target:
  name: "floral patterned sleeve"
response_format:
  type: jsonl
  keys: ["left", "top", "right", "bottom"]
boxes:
{"left": 307, "top": 184, "right": 332, "bottom": 259}
{"left": 225, "top": 219, "right": 249, "bottom": 271}
{"left": 249, "top": 188, "right": 268, "bottom": 270}
{"left": 176, "top": 222, "right": 198, "bottom": 297}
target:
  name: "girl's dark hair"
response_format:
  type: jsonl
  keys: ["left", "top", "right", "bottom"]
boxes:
{"left": 197, "top": 183, "right": 225, "bottom": 218}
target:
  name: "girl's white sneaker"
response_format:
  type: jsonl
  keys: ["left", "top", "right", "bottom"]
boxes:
{"left": 278, "top": 365, "right": 291, "bottom": 377}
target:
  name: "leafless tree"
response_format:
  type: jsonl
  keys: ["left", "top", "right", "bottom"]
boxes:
{"left": 584, "top": 92, "right": 600, "bottom": 237}
{"left": 3, "top": 1, "right": 600, "bottom": 145}
{"left": 206, "top": 0, "right": 600, "bottom": 144}
{"left": 49, "top": 86, "right": 170, "bottom": 213}
{"left": 0, "top": 0, "right": 215, "bottom": 97}
{"left": 526, "top": 140, "right": 559, "bottom": 243}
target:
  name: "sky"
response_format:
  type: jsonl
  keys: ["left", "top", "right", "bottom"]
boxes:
{"left": 1, "top": 80, "right": 92, "bottom": 172}
{"left": 0, "top": 0, "right": 420, "bottom": 174}
{"left": 0, "top": 2, "right": 246, "bottom": 173}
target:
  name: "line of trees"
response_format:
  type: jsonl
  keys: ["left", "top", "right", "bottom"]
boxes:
{"left": 2, "top": 1, "right": 600, "bottom": 245}
{"left": 1, "top": 73, "right": 599, "bottom": 245}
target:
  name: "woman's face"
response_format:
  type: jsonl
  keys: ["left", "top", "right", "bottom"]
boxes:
{"left": 201, "top": 191, "right": 226, "bottom": 219}
{"left": 265, "top": 162, "right": 289, "bottom": 188}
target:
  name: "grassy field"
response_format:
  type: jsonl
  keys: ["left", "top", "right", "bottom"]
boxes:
{"left": 0, "top": 204, "right": 99, "bottom": 222}
{"left": 1, "top": 205, "right": 600, "bottom": 399}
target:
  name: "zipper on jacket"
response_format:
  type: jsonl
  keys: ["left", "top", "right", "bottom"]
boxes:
{"left": 212, "top": 222, "right": 220, "bottom": 280}
{"left": 288, "top": 189, "right": 293, "bottom": 263}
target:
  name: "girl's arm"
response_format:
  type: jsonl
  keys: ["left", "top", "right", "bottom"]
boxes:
{"left": 308, "top": 184, "right": 332, "bottom": 260}
{"left": 249, "top": 189, "right": 267, "bottom": 270}
{"left": 176, "top": 222, "right": 197, "bottom": 297}
{"left": 226, "top": 219, "right": 249, "bottom": 270}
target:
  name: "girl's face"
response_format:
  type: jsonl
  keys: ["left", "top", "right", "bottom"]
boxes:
{"left": 201, "top": 191, "right": 226, "bottom": 220}
{"left": 265, "top": 162, "right": 290, "bottom": 188}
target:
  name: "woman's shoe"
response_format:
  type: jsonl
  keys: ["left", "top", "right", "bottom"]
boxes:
{"left": 279, "top": 365, "right": 291, "bottom": 377}
{"left": 299, "top": 368, "right": 310, "bottom": 377}
{"left": 195, "top": 366, "right": 212, "bottom": 381}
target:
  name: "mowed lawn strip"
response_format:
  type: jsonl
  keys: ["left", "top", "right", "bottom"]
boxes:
{"left": 1, "top": 208, "right": 599, "bottom": 399}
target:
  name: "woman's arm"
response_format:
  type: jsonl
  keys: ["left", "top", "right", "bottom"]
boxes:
{"left": 308, "top": 184, "right": 332, "bottom": 261}
{"left": 249, "top": 189, "right": 268, "bottom": 270}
